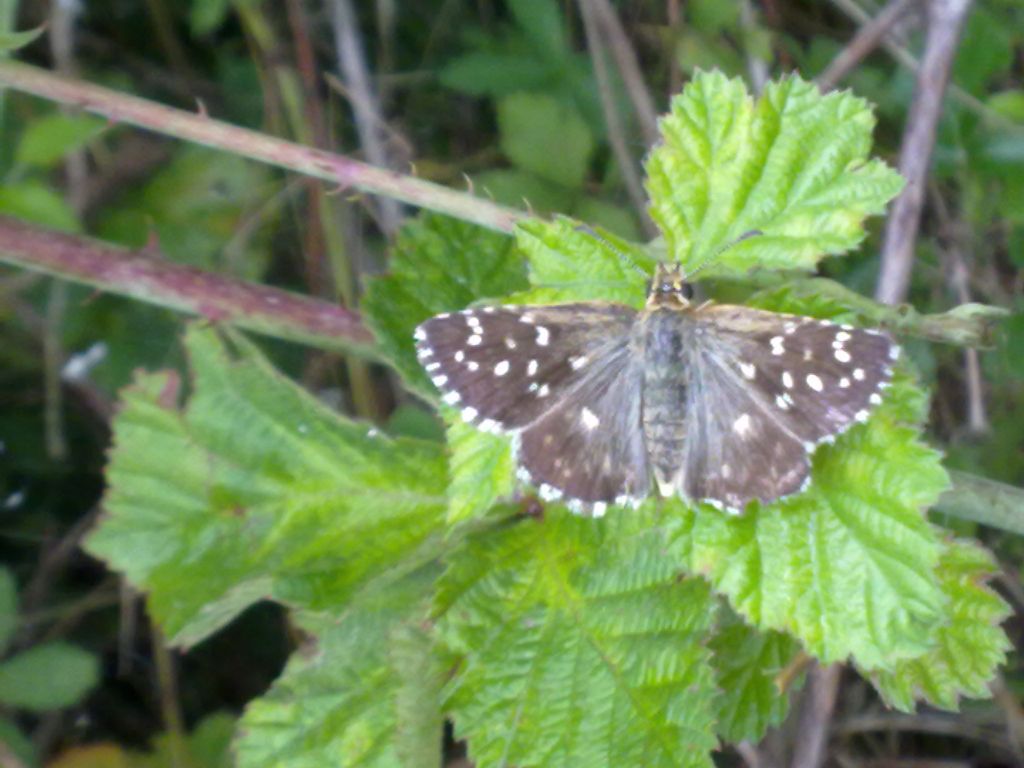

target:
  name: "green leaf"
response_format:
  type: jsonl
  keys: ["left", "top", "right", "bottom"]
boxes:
{"left": 512, "top": 217, "right": 655, "bottom": 306}
{"left": 440, "top": 52, "right": 552, "bottom": 96}
{"left": 645, "top": 71, "right": 903, "bottom": 275}
{"left": 0, "top": 567, "right": 16, "bottom": 654}
{"left": 0, "top": 642, "right": 98, "bottom": 712}
{"left": 438, "top": 511, "right": 718, "bottom": 768}
{"left": 667, "top": 369, "right": 948, "bottom": 671}
{"left": 0, "top": 26, "right": 43, "bottom": 54}
{"left": 236, "top": 571, "right": 441, "bottom": 768}
{"left": 362, "top": 214, "right": 526, "bottom": 399}
{"left": 85, "top": 325, "right": 448, "bottom": 645}
{"left": 870, "top": 540, "right": 1011, "bottom": 711}
{"left": 445, "top": 418, "right": 515, "bottom": 524}
{"left": 710, "top": 611, "right": 803, "bottom": 743}
{"left": 507, "top": 0, "right": 567, "bottom": 61}
{"left": 14, "top": 113, "right": 108, "bottom": 168}
{"left": 498, "top": 93, "right": 595, "bottom": 188}
{"left": 0, "top": 181, "right": 80, "bottom": 233}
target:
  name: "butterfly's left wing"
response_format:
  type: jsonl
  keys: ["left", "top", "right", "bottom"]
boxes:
{"left": 676, "top": 304, "right": 897, "bottom": 512}
{"left": 415, "top": 304, "right": 651, "bottom": 514}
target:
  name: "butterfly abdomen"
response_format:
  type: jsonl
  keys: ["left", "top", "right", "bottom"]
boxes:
{"left": 638, "top": 307, "right": 691, "bottom": 495}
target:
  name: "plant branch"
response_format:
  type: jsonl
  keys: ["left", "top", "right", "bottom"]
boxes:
{"left": 578, "top": 0, "right": 653, "bottom": 235}
{"left": 0, "top": 215, "right": 380, "bottom": 358}
{"left": 330, "top": 0, "right": 403, "bottom": 236}
{"left": 589, "top": 0, "right": 660, "bottom": 146}
{"left": 816, "top": 0, "right": 918, "bottom": 92}
{"left": 0, "top": 60, "right": 524, "bottom": 234}
{"left": 876, "top": 0, "right": 973, "bottom": 306}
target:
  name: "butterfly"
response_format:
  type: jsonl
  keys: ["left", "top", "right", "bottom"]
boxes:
{"left": 414, "top": 262, "right": 898, "bottom": 517}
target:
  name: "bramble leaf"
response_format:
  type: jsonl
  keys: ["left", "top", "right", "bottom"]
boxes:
{"left": 438, "top": 511, "right": 718, "bottom": 768}
{"left": 710, "top": 610, "right": 803, "bottom": 743}
{"left": 667, "top": 369, "right": 948, "bottom": 671}
{"left": 362, "top": 214, "right": 526, "bottom": 399}
{"left": 512, "top": 217, "right": 655, "bottom": 306}
{"left": 445, "top": 418, "right": 516, "bottom": 524}
{"left": 645, "top": 71, "right": 903, "bottom": 275}
{"left": 870, "top": 540, "right": 1011, "bottom": 711}
{"left": 85, "top": 325, "right": 448, "bottom": 645}
{"left": 236, "top": 571, "right": 441, "bottom": 768}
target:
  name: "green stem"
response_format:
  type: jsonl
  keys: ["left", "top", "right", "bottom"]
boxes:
{"left": 0, "top": 60, "right": 525, "bottom": 234}
{"left": 746, "top": 275, "right": 1008, "bottom": 348}
{"left": 0, "top": 215, "right": 381, "bottom": 358}
{"left": 935, "top": 471, "right": 1024, "bottom": 537}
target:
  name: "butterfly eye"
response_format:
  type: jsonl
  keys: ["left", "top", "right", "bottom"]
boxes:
{"left": 680, "top": 282, "right": 694, "bottom": 300}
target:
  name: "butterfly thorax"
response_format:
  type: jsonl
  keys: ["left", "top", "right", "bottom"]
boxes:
{"left": 639, "top": 264, "right": 698, "bottom": 496}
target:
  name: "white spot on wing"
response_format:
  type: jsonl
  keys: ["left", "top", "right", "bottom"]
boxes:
{"left": 732, "top": 413, "right": 752, "bottom": 435}
{"left": 854, "top": 409, "right": 869, "bottom": 422}
{"left": 834, "top": 348, "right": 851, "bottom": 363}
{"left": 869, "top": 393, "right": 882, "bottom": 405}
{"left": 467, "top": 334, "right": 482, "bottom": 346}
{"left": 839, "top": 377, "right": 850, "bottom": 388}
{"left": 782, "top": 371, "right": 794, "bottom": 389}
{"left": 536, "top": 326, "right": 550, "bottom": 346}
{"left": 443, "top": 391, "right": 461, "bottom": 405}
{"left": 570, "top": 356, "right": 588, "bottom": 370}
{"left": 775, "top": 395, "right": 790, "bottom": 410}
{"left": 432, "top": 375, "right": 448, "bottom": 387}
{"left": 770, "top": 336, "right": 785, "bottom": 355}
{"left": 739, "top": 362, "right": 756, "bottom": 380}
{"left": 591, "top": 502, "right": 608, "bottom": 518}
{"left": 494, "top": 360, "right": 510, "bottom": 376}
{"left": 581, "top": 407, "right": 600, "bottom": 430}
{"left": 414, "top": 327, "right": 427, "bottom": 341}
{"left": 468, "top": 361, "right": 479, "bottom": 371}
{"left": 537, "top": 384, "right": 550, "bottom": 397}
{"left": 455, "top": 351, "right": 465, "bottom": 362}
{"left": 527, "top": 360, "right": 538, "bottom": 377}
{"left": 853, "top": 368, "right": 865, "bottom": 381}
{"left": 806, "top": 374, "right": 823, "bottom": 392}
{"left": 461, "top": 406, "right": 478, "bottom": 422}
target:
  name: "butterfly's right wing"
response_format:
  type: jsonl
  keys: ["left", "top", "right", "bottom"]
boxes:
{"left": 416, "top": 304, "right": 651, "bottom": 512}
{"left": 676, "top": 305, "right": 897, "bottom": 512}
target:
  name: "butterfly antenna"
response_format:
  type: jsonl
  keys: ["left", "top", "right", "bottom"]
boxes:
{"left": 683, "top": 229, "right": 763, "bottom": 281}
{"left": 573, "top": 223, "right": 649, "bottom": 278}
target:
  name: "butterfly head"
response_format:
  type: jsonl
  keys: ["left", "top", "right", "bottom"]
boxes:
{"left": 647, "top": 263, "right": 694, "bottom": 309}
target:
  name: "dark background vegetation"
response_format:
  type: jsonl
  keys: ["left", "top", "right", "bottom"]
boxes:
{"left": 0, "top": 0, "right": 1022, "bottom": 766}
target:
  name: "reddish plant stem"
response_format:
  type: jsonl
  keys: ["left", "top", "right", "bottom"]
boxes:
{"left": 0, "top": 216, "right": 379, "bottom": 357}
{"left": 0, "top": 61, "right": 524, "bottom": 234}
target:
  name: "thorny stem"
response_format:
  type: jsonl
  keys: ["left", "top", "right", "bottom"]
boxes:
{"left": 0, "top": 60, "right": 524, "bottom": 234}
{"left": 0, "top": 216, "right": 380, "bottom": 358}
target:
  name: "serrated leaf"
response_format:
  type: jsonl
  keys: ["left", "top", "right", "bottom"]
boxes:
{"left": 498, "top": 93, "right": 594, "bottom": 188}
{"left": 710, "top": 611, "right": 803, "bottom": 743}
{"left": 391, "top": 623, "right": 444, "bottom": 768}
{"left": 445, "top": 418, "right": 515, "bottom": 524}
{"left": 362, "top": 214, "right": 526, "bottom": 399}
{"left": 236, "top": 571, "right": 440, "bottom": 768}
{"left": 870, "top": 540, "right": 1011, "bottom": 711}
{"left": 438, "top": 511, "right": 718, "bottom": 768}
{"left": 645, "top": 71, "right": 903, "bottom": 275}
{"left": 14, "top": 113, "right": 107, "bottom": 168}
{"left": 85, "top": 325, "right": 448, "bottom": 645}
{"left": 0, "top": 642, "right": 98, "bottom": 711}
{"left": 512, "top": 217, "right": 655, "bottom": 306}
{"left": 0, "top": 567, "right": 16, "bottom": 654}
{"left": 667, "top": 371, "right": 948, "bottom": 671}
